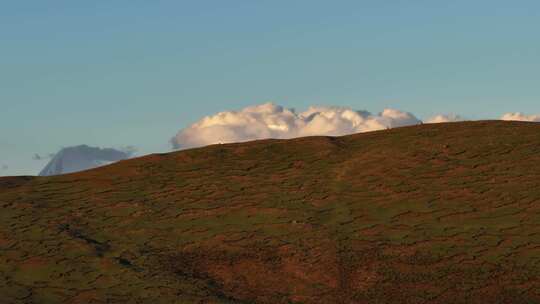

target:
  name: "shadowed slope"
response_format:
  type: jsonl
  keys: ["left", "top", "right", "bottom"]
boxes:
{"left": 1, "top": 121, "right": 540, "bottom": 303}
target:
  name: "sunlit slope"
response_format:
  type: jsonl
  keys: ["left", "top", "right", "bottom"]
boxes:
{"left": 1, "top": 121, "right": 539, "bottom": 303}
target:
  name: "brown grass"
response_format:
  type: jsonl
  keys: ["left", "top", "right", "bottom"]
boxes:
{"left": 1, "top": 121, "right": 540, "bottom": 303}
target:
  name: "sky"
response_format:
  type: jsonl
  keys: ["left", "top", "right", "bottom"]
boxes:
{"left": 2, "top": 1, "right": 540, "bottom": 176}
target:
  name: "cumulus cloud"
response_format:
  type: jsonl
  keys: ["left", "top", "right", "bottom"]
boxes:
{"left": 39, "top": 145, "right": 136, "bottom": 176}
{"left": 425, "top": 114, "right": 464, "bottom": 124}
{"left": 500, "top": 112, "right": 540, "bottom": 122}
{"left": 171, "top": 103, "right": 422, "bottom": 149}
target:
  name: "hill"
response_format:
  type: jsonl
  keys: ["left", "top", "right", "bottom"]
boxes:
{"left": 1, "top": 121, "right": 539, "bottom": 303}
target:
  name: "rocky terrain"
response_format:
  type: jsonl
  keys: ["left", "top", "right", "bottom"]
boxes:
{"left": 1, "top": 121, "right": 539, "bottom": 303}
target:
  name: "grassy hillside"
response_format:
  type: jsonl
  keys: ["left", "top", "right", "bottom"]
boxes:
{"left": 1, "top": 121, "right": 539, "bottom": 303}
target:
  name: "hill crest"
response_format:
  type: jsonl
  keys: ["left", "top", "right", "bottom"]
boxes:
{"left": 1, "top": 120, "right": 540, "bottom": 303}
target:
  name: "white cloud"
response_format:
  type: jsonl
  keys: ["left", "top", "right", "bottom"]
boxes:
{"left": 425, "top": 114, "right": 464, "bottom": 124}
{"left": 171, "top": 102, "right": 422, "bottom": 149}
{"left": 500, "top": 112, "right": 540, "bottom": 122}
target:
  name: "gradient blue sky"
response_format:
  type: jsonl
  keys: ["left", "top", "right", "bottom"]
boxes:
{"left": 2, "top": 1, "right": 540, "bottom": 176}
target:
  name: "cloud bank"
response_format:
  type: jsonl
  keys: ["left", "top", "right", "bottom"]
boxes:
{"left": 39, "top": 145, "right": 135, "bottom": 176}
{"left": 500, "top": 112, "right": 540, "bottom": 122}
{"left": 171, "top": 103, "right": 540, "bottom": 150}
{"left": 425, "top": 114, "right": 464, "bottom": 124}
{"left": 171, "top": 103, "right": 423, "bottom": 149}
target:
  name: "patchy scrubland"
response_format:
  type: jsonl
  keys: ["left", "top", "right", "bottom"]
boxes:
{"left": 1, "top": 121, "right": 540, "bottom": 303}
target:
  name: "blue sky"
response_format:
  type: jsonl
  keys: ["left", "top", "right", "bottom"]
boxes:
{"left": 2, "top": 1, "right": 540, "bottom": 176}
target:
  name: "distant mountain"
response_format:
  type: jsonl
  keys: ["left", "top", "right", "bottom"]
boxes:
{"left": 39, "top": 145, "right": 131, "bottom": 176}
{"left": 2, "top": 121, "right": 540, "bottom": 303}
